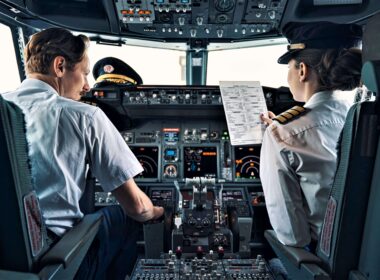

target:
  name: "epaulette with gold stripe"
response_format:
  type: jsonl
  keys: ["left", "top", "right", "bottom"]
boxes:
{"left": 272, "top": 106, "right": 307, "bottom": 124}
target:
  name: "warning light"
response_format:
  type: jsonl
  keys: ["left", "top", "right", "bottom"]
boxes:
{"left": 202, "top": 152, "right": 217, "bottom": 156}
{"left": 121, "top": 10, "right": 134, "bottom": 15}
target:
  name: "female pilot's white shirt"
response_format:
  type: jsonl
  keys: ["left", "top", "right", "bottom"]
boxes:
{"left": 3, "top": 79, "right": 143, "bottom": 236}
{"left": 260, "top": 91, "right": 353, "bottom": 247}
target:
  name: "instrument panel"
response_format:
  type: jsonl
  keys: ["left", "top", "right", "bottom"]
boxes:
{"left": 84, "top": 84, "right": 296, "bottom": 184}
{"left": 125, "top": 131, "right": 262, "bottom": 183}
{"left": 87, "top": 83, "right": 295, "bottom": 243}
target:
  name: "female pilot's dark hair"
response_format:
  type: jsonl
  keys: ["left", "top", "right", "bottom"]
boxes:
{"left": 293, "top": 48, "right": 362, "bottom": 91}
{"left": 24, "top": 27, "right": 89, "bottom": 74}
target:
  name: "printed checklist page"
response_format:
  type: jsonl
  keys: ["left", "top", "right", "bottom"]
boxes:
{"left": 219, "top": 81, "right": 267, "bottom": 145}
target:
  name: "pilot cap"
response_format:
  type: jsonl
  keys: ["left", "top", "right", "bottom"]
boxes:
{"left": 92, "top": 57, "right": 143, "bottom": 87}
{"left": 278, "top": 21, "right": 362, "bottom": 64}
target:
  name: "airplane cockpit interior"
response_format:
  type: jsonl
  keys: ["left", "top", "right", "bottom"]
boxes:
{"left": 1, "top": 0, "right": 380, "bottom": 279}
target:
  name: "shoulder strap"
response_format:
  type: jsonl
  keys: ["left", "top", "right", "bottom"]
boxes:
{"left": 273, "top": 105, "right": 307, "bottom": 124}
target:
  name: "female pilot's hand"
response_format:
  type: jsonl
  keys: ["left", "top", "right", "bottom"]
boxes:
{"left": 260, "top": 111, "right": 276, "bottom": 126}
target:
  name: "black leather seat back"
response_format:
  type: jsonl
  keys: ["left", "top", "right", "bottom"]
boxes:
{"left": 0, "top": 96, "right": 50, "bottom": 272}
{"left": 0, "top": 95, "right": 103, "bottom": 280}
{"left": 316, "top": 101, "right": 379, "bottom": 278}
{"left": 349, "top": 11, "right": 380, "bottom": 280}
{"left": 316, "top": 12, "right": 380, "bottom": 279}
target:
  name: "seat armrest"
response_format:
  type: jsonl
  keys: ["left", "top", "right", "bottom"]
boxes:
{"left": 0, "top": 270, "right": 40, "bottom": 280}
{"left": 39, "top": 213, "right": 103, "bottom": 268}
{"left": 264, "top": 230, "right": 322, "bottom": 268}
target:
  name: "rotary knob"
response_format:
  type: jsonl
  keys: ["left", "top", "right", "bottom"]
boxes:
{"left": 202, "top": 218, "right": 211, "bottom": 227}
{"left": 188, "top": 217, "right": 197, "bottom": 226}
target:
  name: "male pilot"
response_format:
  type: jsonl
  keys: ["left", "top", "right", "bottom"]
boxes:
{"left": 3, "top": 28, "right": 163, "bottom": 279}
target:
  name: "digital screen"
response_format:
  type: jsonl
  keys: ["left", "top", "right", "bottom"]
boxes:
{"left": 183, "top": 146, "right": 217, "bottom": 178}
{"left": 164, "top": 148, "right": 177, "bottom": 161}
{"left": 166, "top": 150, "right": 175, "bottom": 156}
{"left": 222, "top": 190, "right": 244, "bottom": 201}
{"left": 130, "top": 146, "right": 159, "bottom": 179}
{"left": 234, "top": 145, "right": 261, "bottom": 180}
{"left": 151, "top": 190, "right": 173, "bottom": 202}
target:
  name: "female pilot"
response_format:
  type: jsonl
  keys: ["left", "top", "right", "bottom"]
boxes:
{"left": 259, "top": 21, "right": 362, "bottom": 248}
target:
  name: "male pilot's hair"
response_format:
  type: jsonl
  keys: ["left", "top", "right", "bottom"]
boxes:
{"left": 293, "top": 48, "right": 362, "bottom": 91}
{"left": 24, "top": 28, "right": 90, "bottom": 75}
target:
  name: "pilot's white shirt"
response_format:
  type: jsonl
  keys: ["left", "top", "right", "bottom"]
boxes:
{"left": 3, "top": 79, "right": 143, "bottom": 236}
{"left": 260, "top": 90, "right": 353, "bottom": 247}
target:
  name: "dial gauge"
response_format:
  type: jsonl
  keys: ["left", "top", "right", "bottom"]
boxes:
{"left": 215, "top": 0, "right": 235, "bottom": 12}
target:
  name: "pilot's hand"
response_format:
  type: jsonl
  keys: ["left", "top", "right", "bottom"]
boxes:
{"left": 260, "top": 111, "right": 275, "bottom": 126}
{"left": 152, "top": 206, "right": 165, "bottom": 220}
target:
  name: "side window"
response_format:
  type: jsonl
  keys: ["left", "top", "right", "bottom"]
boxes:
{"left": 0, "top": 23, "right": 21, "bottom": 93}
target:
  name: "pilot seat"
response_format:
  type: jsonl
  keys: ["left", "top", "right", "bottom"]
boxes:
{"left": 0, "top": 96, "right": 103, "bottom": 279}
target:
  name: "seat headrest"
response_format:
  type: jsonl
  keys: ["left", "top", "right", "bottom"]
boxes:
{"left": 363, "top": 12, "right": 380, "bottom": 64}
{"left": 362, "top": 12, "right": 380, "bottom": 93}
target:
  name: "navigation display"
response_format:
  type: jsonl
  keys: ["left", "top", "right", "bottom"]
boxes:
{"left": 130, "top": 146, "right": 159, "bottom": 179}
{"left": 234, "top": 145, "right": 261, "bottom": 180}
{"left": 183, "top": 146, "right": 217, "bottom": 178}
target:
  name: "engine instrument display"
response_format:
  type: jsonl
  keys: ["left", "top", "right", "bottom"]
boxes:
{"left": 183, "top": 146, "right": 217, "bottom": 178}
{"left": 130, "top": 146, "right": 159, "bottom": 179}
{"left": 234, "top": 146, "right": 261, "bottom": 180}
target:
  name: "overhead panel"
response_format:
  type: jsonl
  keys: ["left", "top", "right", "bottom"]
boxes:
{"left": 114, "top": 0, "right": 288, "bottom": 41}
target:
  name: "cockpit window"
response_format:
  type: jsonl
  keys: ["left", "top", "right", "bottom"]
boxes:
{"left": 87, "top": 40, "right": 288, "bottom": 87}
{"left": 207, "top": 44, "right": 288, "bottom": 87}
{"left": 88, "top": 42, "right": 186, "bottom": 86}
{"left": 0, "top": 23, "right": 21, "bottom": 93}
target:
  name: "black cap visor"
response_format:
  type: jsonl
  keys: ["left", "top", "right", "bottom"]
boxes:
{"left": 277, "top": 49, "right": 301, "bottom": 64}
